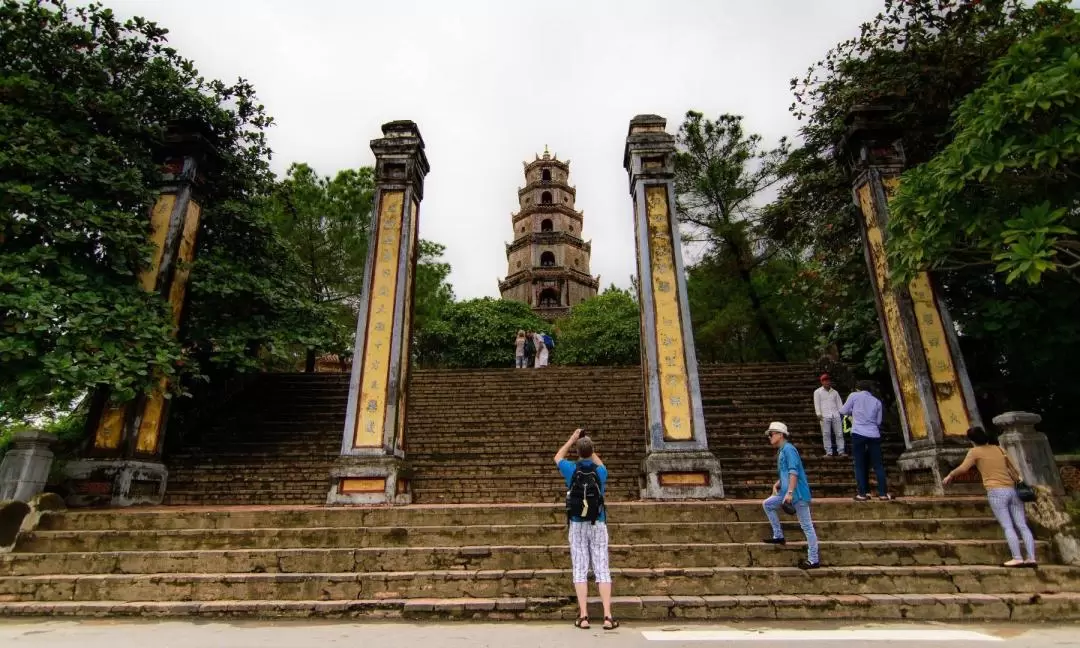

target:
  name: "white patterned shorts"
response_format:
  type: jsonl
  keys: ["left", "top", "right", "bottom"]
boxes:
{"left": 568, "top": 521, "right": 611, "bottom": 583}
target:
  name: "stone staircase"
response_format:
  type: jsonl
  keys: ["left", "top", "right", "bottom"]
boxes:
{"left": 2, "top": 500, "right": 1078, "bottom": 620}
{"left": 163, "top": 364, "right": 901, "bottom": 506}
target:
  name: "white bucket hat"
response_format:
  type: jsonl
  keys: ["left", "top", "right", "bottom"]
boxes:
{"left": 766, "top": 421, "right": 789, "bottom": 437}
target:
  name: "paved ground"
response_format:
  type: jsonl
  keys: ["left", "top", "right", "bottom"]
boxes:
{"left": 0, "top": 620, "right": 1077, "bottom": 647}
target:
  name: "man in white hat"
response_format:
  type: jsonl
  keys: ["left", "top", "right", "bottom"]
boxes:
{"left": 762, "top": 421, "right": 821, "bottom": 569}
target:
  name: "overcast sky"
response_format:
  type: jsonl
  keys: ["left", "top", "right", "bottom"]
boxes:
{"left": 98, "top": 0, "right": 880, "bottom": 300}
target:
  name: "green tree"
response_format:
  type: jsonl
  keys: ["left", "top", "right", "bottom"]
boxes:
{"left": 556, "top": 286, "right": 640, "bottom": 366}
{"left": 413, "top": 240, "right": 455, "bottom": 337}
{"left": 778, "top": 0, "right": 1080, "bottom": 447}
{"left": 889, "top": 12, "right": 1080, "bottom": 285}
{"left": 413, "top": 298, "right": 547, "bottom": 369}
{"left": 674, "top": 112, "right": 791, "bottom": 361}
{"left": 686, "top": 250, "right": 827, "bottom": 364}
{"left": 0, "top": 1, "right": 325, "bottom": 431}
{"left": 263, "top": 163, "right": 375, "bottom": 370}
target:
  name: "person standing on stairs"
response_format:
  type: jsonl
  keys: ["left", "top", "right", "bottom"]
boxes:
{"left": 514, "top": 330, "right": 528, "bottom": 368}
{"left": 840, "top": 381, "right": 895, "bottom": 502}
{"left": 534, "top": 331, "right": 550, "bottom": 368}
{"left": 942, "top": 426, "right": 1038, "bottom": 568}
{"left": 523, "top": 330, "right": 536, "bottom": 368}
{"left": 761, "top": 421, "right": 821, "bottom": 570}
{"left": 554, "top": 428, "right": 619, "bottom": 631}
{"left": 813, "top": 373, "right": 845, "bottom": 457}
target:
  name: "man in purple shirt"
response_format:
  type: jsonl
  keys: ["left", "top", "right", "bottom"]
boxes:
{"left": 839, "top": 381, "right": 894, "bottom": 502}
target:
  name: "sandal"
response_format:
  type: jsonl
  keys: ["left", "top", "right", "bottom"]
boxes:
{"left": 604, "top": 616, "right": 620, "bottom": 630}
{"left": 1003, "top": 559, "right": 1025, "bottom": 568}
{"left": 574, "top": 616, "right": 590, "bottom": 629}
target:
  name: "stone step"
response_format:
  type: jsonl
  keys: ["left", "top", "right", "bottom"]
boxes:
{"left": 19, "top": 518, "right": 1010, "bottom": 553}
{"left": 0, "top": 540, "right": 1043, "bottom": 576}
{"left": 41, "top": 501, "right": 992, "bottom": 531}
{"left": 2, "top": 565, "right": 1074, "bottom": 602}
{"left": 2, "top": 592, "right": 1078, "bottom": 621}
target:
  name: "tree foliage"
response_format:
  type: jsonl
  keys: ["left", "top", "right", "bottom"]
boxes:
{"left": 674, "top": 112, "right": 792, "bottom": 361}
{"left": 556, "top": 286, "right": 640, "bottom": 366}
{"left": 413, "top": 298, "right": 548, "bottom": 369}
{"left": 889, "top": 12, "right": 1080, "bottom": 285}
{"left": 261, "top": 163, "right": 375, "bottom": 369}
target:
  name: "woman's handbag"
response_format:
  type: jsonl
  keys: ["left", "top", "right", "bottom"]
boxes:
{"left": 999, "top": 446, "right": 1037, "bottom": 503}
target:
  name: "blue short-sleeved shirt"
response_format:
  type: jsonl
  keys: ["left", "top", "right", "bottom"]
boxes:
{"left": 558, "top": 458, "right": 608, "bottom": 523}
{"left": 777, "top": 443, "right": 812, "bottom": 503}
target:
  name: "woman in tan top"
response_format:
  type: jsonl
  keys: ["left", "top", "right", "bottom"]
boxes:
{"left": 943, "top": 426, "right": 1036, "bottom": 567}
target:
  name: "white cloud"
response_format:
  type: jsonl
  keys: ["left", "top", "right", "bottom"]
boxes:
{"left": 96, "top": 0, "right": 878, "bottom": 299}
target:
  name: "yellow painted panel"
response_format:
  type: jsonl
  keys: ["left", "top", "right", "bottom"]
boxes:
{"left": 644, "top": 185, "right": 693, "bottom": 441}
{"left": 354, "top": 191, "right": 404, "bottom": 448}
{"left": 166, "top": 202, "right": 202, "bottom": 327}
{"left": 659, "top": 472, "right": 709, "bottom": 487}
{"left": 881, "top": 176, "right": 969, "bottom": 437}
{"left": 139, "top": 194, "right": 176, "bottom": 291}
{"left": 135, "top": 381, "right": 168, "bottom": 454}
{"left": 93, "top": 404, "right": 127, "bottom": 450}
{"left": 340, "top": 477, "right": 386, "bottom": 493}
{"left": 858, "top": 184, "right": 929, "bottom": 440}
{"left": 907, "top": 273, "right": 970, "bottom": 436}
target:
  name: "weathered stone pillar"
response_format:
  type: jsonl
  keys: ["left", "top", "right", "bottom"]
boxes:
{"left": 65, "top": 124, "right": 217, "bottom": 507}
{"left": 994, "top": 411, "right": 1065, "bottom": 495}
{"left": 841, "top": 106, "right": 982, "bottom": 495}
{"left": 0, "top": 430, "right": 57, "bottom": 502}
{"left": 624, "top": 115, "right": 724, "bottom": 499}
{"left": 327, "top": 121, "right": 428, "bottom": 505}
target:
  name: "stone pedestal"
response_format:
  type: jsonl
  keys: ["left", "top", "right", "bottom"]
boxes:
{"left": 994, "top": 411, "right": 1065, "bottom": 495}
{"left": 0, "top": 431, "right": 57, "bottom": 503}
{"left": 62, "top": 460, "right": 168, "bottom": 508}
{"left": 841, "top": 106, "right": 983, "bottom": 496}
{"left": 897, "top": 446, "right": 976, "bottom": 497}
{"left": 328, "top": 121, "right": 428, "bottom": 506}
{"left": 625, "top": 115, "right": 724, "bottom": 500}
{"left": 328, "top": 456, "right": 411, "bottom": 506}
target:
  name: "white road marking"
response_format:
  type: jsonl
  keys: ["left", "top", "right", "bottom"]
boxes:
{"left": 641, "top": 628, "right": 1005, "bottom": 642}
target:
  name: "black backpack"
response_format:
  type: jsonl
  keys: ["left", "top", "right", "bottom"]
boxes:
{"left": 566, "top": 463, "right": 604, "bottom": 524}
{"left": 524, "top": 335, "right": 536, "bottom": 356}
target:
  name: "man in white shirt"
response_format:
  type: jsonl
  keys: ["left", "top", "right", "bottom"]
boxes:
{"left": 813, "top": 374, "right": 844, "bottom": 457}
{"left": 534, "top": 332, "right": 549, "bottom": 368}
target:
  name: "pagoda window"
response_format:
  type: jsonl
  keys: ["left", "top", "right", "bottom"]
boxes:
{"left": 540, "top": 251, "right": 556, "bottom": 267}
{"left": 540, "top": 219, "right": 553, "bottom": 233}
{"left": 542, "top": 169, "right": 551, "bottom": 182}
{"left": 541, "top": 191, "right": 552, "bottom": 204}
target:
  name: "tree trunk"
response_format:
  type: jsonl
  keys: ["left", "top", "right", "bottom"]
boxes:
{"left": 734, "top": 252, "right": 787, "bottom": 362}
{"left": 305, "top": 348, "right": 317, "bottom": 373}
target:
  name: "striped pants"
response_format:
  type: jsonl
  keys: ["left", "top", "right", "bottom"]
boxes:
{"left": 987, "top": 487, "right": 1036, "bottom": 561}
{"left": 569, "top": 521, "right": 611, "bottom": 583}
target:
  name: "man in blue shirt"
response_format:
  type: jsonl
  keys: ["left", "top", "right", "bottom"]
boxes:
{"left": 555, "top": 428, "right": 617, "bottom": 630}
{"left": 839, "top": 381, "right": 894, "bottom": 501}
{"left": 761, "top": 421, "right": 820, "bottom": 569}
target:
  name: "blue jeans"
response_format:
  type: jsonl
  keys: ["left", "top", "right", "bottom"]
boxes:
{"left": 852, "top": 433, "right": 887, "bottom": 496}
{"left": 515, "top": 355, "right": 527, "bottom": 368}
{"left": 987, "top": 488, "right": 1036, "bottom": 561}
{"left": 763, "top": 495, "right": 819, "bottom": 563}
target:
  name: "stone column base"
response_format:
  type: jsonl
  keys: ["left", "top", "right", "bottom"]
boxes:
{"left": 641, "top": 450, "right": 724, "bottom": 500}
{"left": 995, "top": 412, "right": 1065, "bottom": 495}
{"left": 0, "top": 430, "right": 57, "bottom": 502}
{"left": 327, "top": 456, "right": 412, "bottom": 506}
{"left": 897, "top": 446, "right": 972, "bottom": 497}
{"left": 62, "top": 460, "right": 168, "bottom": 508}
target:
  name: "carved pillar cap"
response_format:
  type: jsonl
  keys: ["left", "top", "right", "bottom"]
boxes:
{"left": 624, "top": 115, "right": 676, "bottom": 185}
{"left": 992, "top": 411, "right": 1043, "bottom": 428}
{"left": 837, "top": 104, "right": 905, "bottom": 173}
{"left": 370, "top": 119, "right": 430, "bottom": 198}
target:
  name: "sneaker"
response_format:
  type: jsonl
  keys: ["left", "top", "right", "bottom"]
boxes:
{"left": 763, "top": 537, "right": 787, "bottom": 545}
{"left": 877, "top": 494, "right": 895, "bottom": 501}
{"left": 853, "top": 494, "right": 870, "bottom": 502}
{"left": 798, "top": 559, "right": 821, "bottom": 570}
{"left": 822, "top": 453, "right": 834, "bottom": 458}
